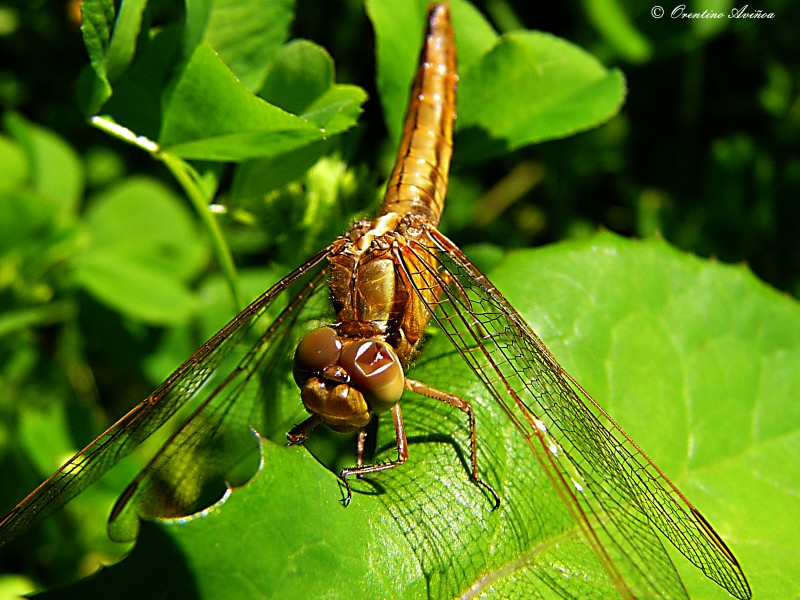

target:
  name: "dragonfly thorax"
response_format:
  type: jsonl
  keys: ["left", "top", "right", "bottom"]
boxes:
{"left": 330, "top": 213, "right": 438, "bottom": 366}
{"left": 293, "top": 326, "right": 405, "bottom": 432}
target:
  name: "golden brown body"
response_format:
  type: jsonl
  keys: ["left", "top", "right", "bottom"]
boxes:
{"left": 294, "top": 4, "right": 457, "bottom": 433}
{"left": 381, "top": 3, "right": 455, "bottom": 225}
{"left": 333, "top": 2, "right": 455, "bottom": 360}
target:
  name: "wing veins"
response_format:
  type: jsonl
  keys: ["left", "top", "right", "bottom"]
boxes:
{"left": 109, "top": 265, "right": 330, "bottom": 529}
{"left": 415, "top": 228, "right": 749, "bottom": 599}
{"left": 0, "top": 248, "right": 330, "bottom": 545}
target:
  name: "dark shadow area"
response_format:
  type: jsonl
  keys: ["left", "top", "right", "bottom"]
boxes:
{"left": 31, "top": 524, "right": 200, "bottom": 600}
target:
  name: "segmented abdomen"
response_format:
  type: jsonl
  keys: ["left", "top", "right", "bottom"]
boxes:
{"left": 380, "top": 3, "right": 455, "bottom": 227}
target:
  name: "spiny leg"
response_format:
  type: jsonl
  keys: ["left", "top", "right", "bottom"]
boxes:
{"left": 340, "top": 403, "right": 409, "bottom": 506}
{"left": 405, "top": 378, "right": 501, "bottom": 509}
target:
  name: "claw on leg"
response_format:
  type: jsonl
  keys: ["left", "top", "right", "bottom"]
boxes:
{"left": 339, "top": 404, "right": 408, "bottom": 505}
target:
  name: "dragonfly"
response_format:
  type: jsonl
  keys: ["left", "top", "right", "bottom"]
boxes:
{"left": 1, "top": 3, "right": 750, "bottom": 598}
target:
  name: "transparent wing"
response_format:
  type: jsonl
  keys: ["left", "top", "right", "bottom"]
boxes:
{"left": 107, "top": 262, "right": 332, "bottom": 540}
{"left": 0, "top": 248, "right": 331, "bottom": 546}
{"left": 396, "top": 227, "right": 751, "bottom": 600}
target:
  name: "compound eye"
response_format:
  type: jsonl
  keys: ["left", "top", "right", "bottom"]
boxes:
{"left": 340, "top": 340, "right": 404, "bottom": 413}
{"left": 293, "top": 327, "right": 342, "bottom": 387}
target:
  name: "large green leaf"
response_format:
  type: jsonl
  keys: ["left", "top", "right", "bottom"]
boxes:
{"left": 39, "top": 233, "right": 789, "bottom": 598}
{"left": 490, "top": 233, "right": 791, "bottom": 598}
{"left": 456, "top": 32, "right": 626, "bottom": 162}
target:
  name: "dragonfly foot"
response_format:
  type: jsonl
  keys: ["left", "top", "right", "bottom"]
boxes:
{"left": 286, "top": 431, "right": 307, "bottom": 447}
{"left": 340, "top": 473, "right": 353, "bottom": 507}
{"left": 286, "top": 415, "right": 319, "bottom": 447}
{"left": 476, "top": 477, "right": 501, "bottom": 510}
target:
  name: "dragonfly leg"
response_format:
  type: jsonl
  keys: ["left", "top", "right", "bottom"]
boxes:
{"left": 286, "top": 414, "right": 321, "bottom": 446}
{"left": 355, "top": 428, "right": 368, "bottom": 470}
{"left": 405, "top": 378, "right": 501, "bottom": 509}
{"left": 340, "top": 404, "right": 409, "bottom": 506}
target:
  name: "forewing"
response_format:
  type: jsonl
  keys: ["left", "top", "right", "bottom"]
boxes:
{"left": 397, "top": 227, "right": 750, "bottom": 600}
{"left": 108, "top": 262, "right": 332, "bottom": 540}
{"left": 0, "top": 249, "right": 330, "bottom": 546}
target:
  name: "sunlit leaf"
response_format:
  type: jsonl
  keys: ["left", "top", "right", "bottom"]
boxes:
{"left": 43, "top": 233, "right": 786, "bottom": 598}
{"left": 456, "top": 32, "right": 626, "bottom": 162}
{"left": 202, "top": 0, "right": 295, "bottom": 91}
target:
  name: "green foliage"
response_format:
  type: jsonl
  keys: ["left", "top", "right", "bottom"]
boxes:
{"left": 73, "top": 177, "right": 207, "bottom": 323}
{"left": 0, "top": 0, "right": 795, "bottom": 598}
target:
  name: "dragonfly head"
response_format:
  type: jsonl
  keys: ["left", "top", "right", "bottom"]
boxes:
{"left": 293, "top": 326, "right": 405, "bottom": 432}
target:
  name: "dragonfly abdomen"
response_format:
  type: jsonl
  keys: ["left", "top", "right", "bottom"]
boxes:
{"left": 380, "top": 3, "right": 455, "bottom": 227}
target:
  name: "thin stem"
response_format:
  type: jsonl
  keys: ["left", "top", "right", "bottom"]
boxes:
{"left": 159, "top": 153, "right": 242, "bottom": 309}
{"left": 90, "top": 116, "right": 242, "bottom": 309}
